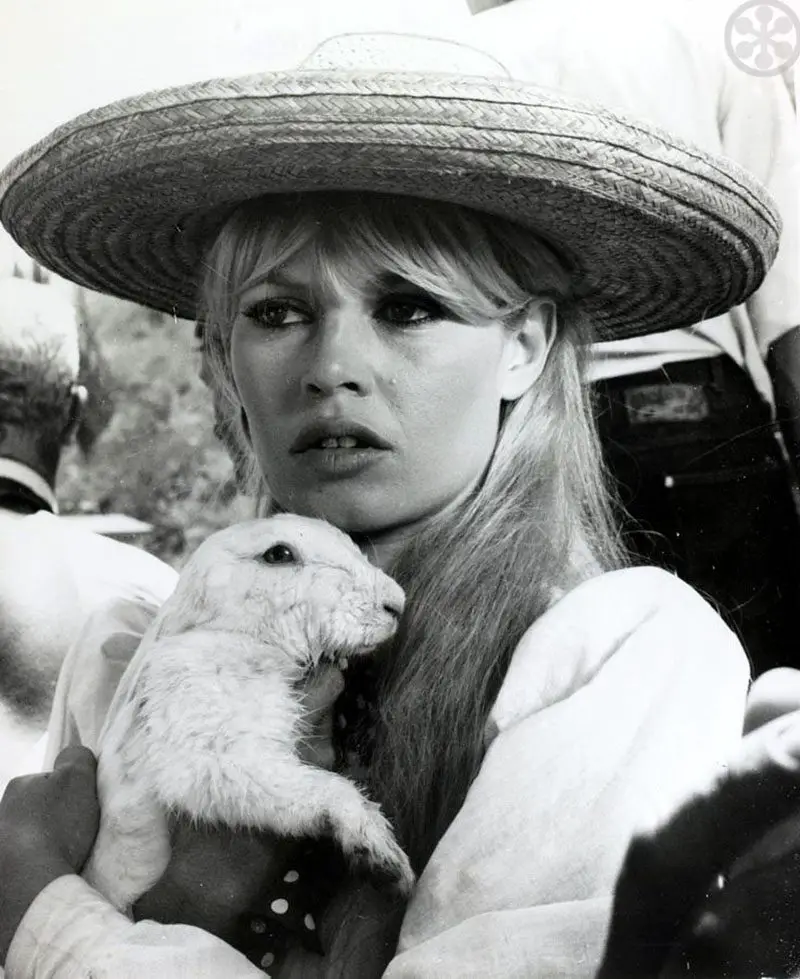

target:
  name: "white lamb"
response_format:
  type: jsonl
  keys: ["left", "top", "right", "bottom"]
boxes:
{"left": 82, "top": 514, "right": 414, "bottom": 911}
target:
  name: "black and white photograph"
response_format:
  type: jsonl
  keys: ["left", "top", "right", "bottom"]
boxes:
{"left": 0, "top": 0, "right": 798, "bottom": 976}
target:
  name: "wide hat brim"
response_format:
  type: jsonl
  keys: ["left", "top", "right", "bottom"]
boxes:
{"left": 0, "top": 50, "right": 781, "bottom": 340}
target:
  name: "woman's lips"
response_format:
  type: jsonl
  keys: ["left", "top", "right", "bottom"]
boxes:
{"left": 296, "top": 444, "right": 390, "bottom": 477}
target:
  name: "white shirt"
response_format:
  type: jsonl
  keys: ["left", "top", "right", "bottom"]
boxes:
{"left": 0, "top": 509, "right": 178, "bottom": 792}
{"left": 6, "top": 567, "right": 749, "bottom": 978}
{"left": 463, "top": 0, "right": 800, "bottom": 405}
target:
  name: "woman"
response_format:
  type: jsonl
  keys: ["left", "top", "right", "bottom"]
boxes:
{"left": 0, "top": 29, "right": 795, "bottom": 979}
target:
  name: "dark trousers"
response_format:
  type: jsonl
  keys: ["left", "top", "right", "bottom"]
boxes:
{"left": 594, "top": 356, "right": 800, "bottom": 676}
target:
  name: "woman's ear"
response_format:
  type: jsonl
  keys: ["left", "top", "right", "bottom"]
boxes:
{"left": 499, "top": 299, "right": 557, "bottom": 402}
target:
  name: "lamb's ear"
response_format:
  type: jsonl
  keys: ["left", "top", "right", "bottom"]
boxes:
{"left": 157, "top": 562, "right": 231, "bottom": 636}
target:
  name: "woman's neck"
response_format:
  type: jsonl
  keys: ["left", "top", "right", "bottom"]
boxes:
{"left": 353, "top": 487, "right": 475, "bottom": 571}
{"left": 352, "top": 520, "right": 425, "bottom": 571}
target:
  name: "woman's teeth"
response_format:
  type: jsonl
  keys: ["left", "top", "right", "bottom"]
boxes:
{"left": 320, "top": 436, "right": 360, "bottom": 449}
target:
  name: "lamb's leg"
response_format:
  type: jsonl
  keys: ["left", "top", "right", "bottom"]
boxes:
{"left": 154, "top": 757, "right": 415, "bottom": 895}
{"left": 312, "top": 775, "right": 415, "bottom": 895}
{"left": 83, "top": 782, "right": 171, "bottom": 912}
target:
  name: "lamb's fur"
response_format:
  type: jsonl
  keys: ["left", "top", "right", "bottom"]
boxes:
{"left": 82, "top": 514, "right": 413, "bottom": 911}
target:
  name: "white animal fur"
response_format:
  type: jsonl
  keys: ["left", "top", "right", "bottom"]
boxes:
{"left": 82, "top": 515, "right": 413, "bottom": 910}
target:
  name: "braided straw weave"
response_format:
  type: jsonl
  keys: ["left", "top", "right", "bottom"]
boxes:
{"left": 0, "top": 33, "right": 782, "bottom": 339}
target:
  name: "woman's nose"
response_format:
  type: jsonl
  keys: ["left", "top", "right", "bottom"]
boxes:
{"left": 301, "top": 312, "right": 374, "bottom": 398}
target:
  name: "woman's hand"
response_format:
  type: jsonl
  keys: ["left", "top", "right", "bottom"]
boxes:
{"left": 0, "top": 746, "right": 100, "bottom": 962}
{"left": 598, "top": 669, "right": 800, "bottom": 979}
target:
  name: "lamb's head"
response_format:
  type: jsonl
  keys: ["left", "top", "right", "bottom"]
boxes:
{"left": 167, "top": 515, "right": 405, "bottom": 670}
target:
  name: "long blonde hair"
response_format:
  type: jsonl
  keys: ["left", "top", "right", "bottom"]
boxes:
{"left": 200, "top": 192, "right": 627, "bottom": 871}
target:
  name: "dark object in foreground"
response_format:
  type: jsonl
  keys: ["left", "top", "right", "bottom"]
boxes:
{"left": 663, "top": 813, "right": 800, "bottom": 978}
{"left": 597, "top": 762, "right": 800, "bottom": 979}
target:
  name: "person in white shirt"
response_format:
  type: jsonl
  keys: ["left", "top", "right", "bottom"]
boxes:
{"left": 0, "top": 277, "right": 177, "bottom": 789}
{"left": 465, "top": 0, "right": 800, "bottom": 675}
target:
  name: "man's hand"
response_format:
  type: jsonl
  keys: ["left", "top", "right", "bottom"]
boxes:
{"left": 0, "top": 746, "right": 100, "bottom": 962}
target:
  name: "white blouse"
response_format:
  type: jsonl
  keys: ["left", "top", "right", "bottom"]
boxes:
{"left": 6, "top": 566, "right": 749, "bottom": 978}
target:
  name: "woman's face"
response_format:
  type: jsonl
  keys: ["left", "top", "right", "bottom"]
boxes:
{"left": 229, "top": 245, "right": 550, "bottom": 535}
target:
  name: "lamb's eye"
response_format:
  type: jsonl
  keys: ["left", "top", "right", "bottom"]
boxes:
{"left": 262, "top": 543, "right": 298, "bottom": 565}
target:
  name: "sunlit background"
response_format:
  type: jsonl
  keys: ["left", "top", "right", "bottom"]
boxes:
{"left": 0, "top": 0, "right": 469, "bottom": 163}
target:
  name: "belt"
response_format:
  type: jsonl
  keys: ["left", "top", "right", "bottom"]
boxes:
{"left": 593, "top": 356, "right": 771, "bottom": 435}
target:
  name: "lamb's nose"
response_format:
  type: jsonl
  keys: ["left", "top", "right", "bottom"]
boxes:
{"left": 381, "top": 579, "right": 406, "bottom": 620}
{"left": 383, "top": 601, "right": 403, "bottom": 621}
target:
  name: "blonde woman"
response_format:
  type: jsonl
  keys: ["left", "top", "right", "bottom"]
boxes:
{"left": 0, "top": 30, "right": 797, "bottom": 979}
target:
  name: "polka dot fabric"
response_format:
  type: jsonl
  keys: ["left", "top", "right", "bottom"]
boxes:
{"left": 234, "top": 839, "right": 346, "bottom": 971}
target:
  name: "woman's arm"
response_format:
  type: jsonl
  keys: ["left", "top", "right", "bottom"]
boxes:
{"left": 598, "top": 708, "right": 800, "bottom": 977}
{"left": 0, "top": 748, "right": 268, "bottom": 979}
{"left": 0, "top": 748, "right": 98, "bottom": 963}
{"left": 1, "top": 600, "right": 348, "bottom": 978}
{"left": 383, "top": 569, "right": 750, "bottom": 978}
{"left": 6, "top": 877, "right": 268, "bottom": 979}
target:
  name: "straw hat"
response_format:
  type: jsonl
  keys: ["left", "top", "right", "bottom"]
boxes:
{"left": 0, "top": 32, "right": 781, "bottom": 340}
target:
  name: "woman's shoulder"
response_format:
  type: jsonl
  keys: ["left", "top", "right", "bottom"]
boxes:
{"left": 489, "top": 566, "right": 748, "bottom": 737}
{"left": 556, "top": 563, "right": 726, "bottom": 617}
{"left": 538, "top": 564, "right": 742, "bottom": 664}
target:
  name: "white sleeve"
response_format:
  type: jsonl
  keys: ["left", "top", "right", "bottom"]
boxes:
{"left": 44, "top": 596, "right": 164, "bottom": 765}
{"left": 5, "top": 876, "right": 264, "bottom": 979}
{"left": 384, "top": 570, "right": 750, "bottom": 978}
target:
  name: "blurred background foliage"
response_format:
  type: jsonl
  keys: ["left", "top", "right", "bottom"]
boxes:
{"left": 56, "top": 289, "right": 256, "bottom": 567}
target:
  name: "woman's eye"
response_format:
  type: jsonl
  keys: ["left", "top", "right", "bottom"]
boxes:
{"left": 261, "top": 543, "right": 298, "bottom": 565}
{"left": 243, "top": 300, "right": 309, "bottom": 329}
{"left": 377, "top": 297, "right": 445, "bottom": 326}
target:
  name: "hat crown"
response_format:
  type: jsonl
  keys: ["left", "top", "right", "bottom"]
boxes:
{"left": 299, "top": 31, "right": 510, "bottom": 78}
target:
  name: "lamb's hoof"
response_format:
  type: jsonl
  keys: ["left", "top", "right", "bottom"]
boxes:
{"left": 350, "top": 841, "right": 415, "bottom": 896}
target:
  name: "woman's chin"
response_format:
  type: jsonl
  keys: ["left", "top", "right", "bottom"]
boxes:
{"left": 273, "top": 482, "right": 468, "bottom": 543}
{"left": 273, "top": 492, "right": 401, "bottom": 537}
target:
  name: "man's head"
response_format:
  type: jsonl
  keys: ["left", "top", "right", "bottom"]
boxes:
{"left": 0, "top": 278, "right": 86, "bottom": 479}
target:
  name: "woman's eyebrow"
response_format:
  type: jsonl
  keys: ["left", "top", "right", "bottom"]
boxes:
{"left": 374, "top": 272, "right": 428, "bottom": 293}
{"left": 256, "top": 271, "right": 304, "bottom": 288}
{"left": 237, "top": 269, "right": 310, "bottom": 295}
